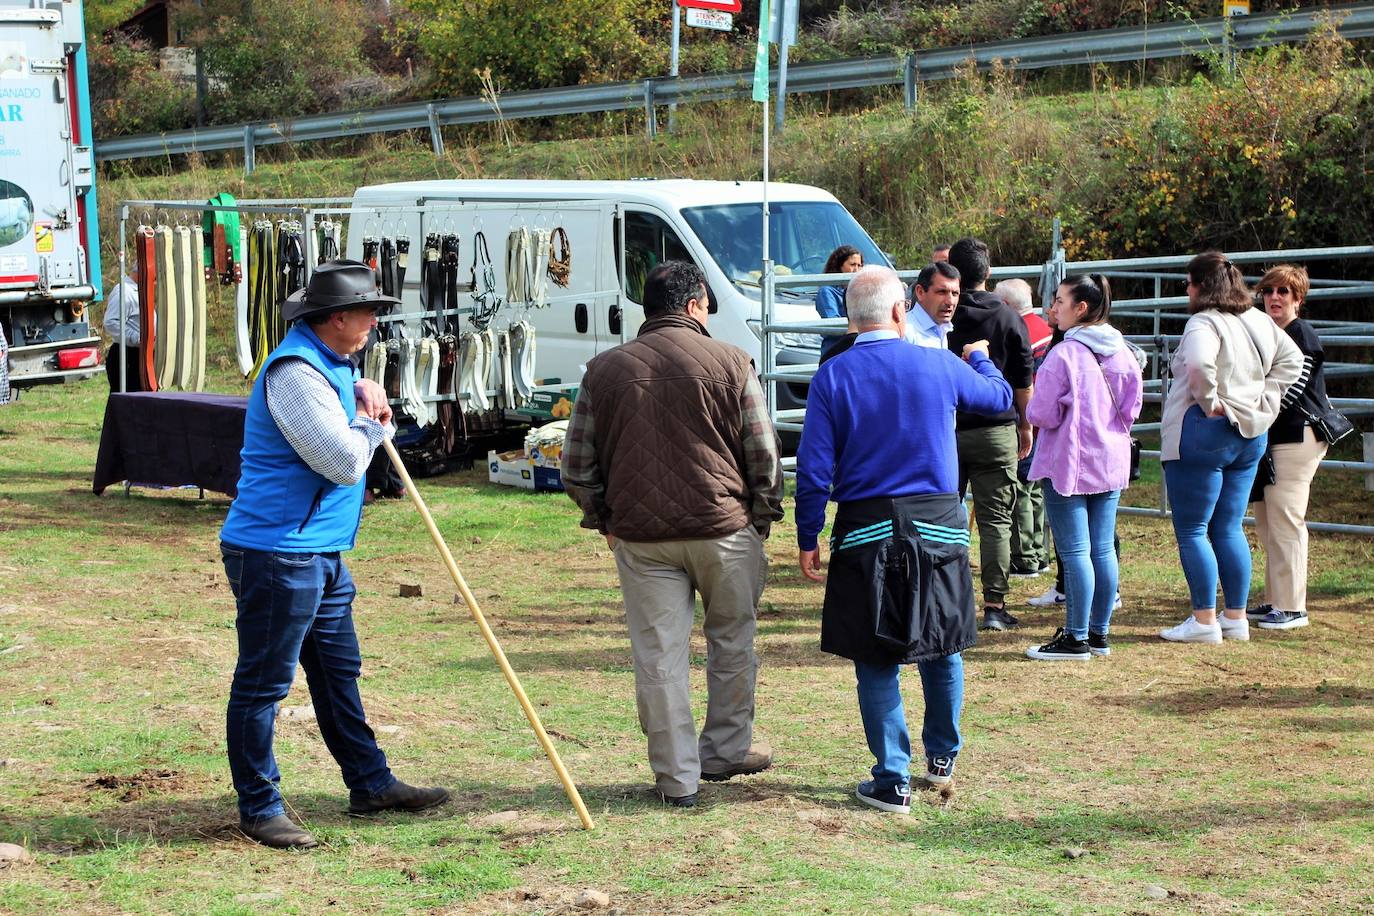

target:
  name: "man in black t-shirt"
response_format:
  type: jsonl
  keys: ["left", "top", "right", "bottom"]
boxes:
{"left": 944, "top": 239, "right": 1035, "bottom": 631}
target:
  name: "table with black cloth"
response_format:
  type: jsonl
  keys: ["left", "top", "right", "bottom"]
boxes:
{"left": 93, "top": 392, "right": 248, "bottom": 497}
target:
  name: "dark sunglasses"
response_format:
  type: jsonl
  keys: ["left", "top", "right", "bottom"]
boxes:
{"left": 1259, "top": 286, "right": 1293, "bottom": 297}
{"left": 903, "top": 298, "right": 916, "bottom": 312}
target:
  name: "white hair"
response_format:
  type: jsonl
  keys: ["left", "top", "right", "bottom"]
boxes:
{"left": 845, "top": 265, "right": 906, "bottom": 328}
{"left": 995, "top": 278, "right": 1034, "bottom": 315}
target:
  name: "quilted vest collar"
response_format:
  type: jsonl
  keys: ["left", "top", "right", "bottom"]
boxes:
{"left": 638, "top": 312, "right": 710, "bottom": 338}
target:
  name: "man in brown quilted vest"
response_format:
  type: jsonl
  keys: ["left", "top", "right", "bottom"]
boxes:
{"left": 562, "top": 260, "right": 784, "bottom": 808}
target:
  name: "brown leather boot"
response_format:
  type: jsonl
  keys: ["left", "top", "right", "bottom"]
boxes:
{"left": 239, "top": 814, "right": 318, "bottom": 849}
{"left": 701, "top": 743, "right": 774, "bottom": 782}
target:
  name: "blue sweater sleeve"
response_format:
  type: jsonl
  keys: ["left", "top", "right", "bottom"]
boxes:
{"left": 794, "top": 373, "right": 837, "bottom": 551}
{"left": 815, "top": 285, "right": 845, "bottom": 319}
{"left": 956, "top": 351, "right": 1014, "bottom": 416}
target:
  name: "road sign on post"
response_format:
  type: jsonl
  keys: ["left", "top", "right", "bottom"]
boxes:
{"left": 1224, "top": 0, "right": 1250, "bottom": 15}
{"left": 686, "top": 8, "right": 733, "bottom": 30}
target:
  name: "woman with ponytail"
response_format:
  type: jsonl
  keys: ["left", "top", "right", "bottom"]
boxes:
{"left": 1024, "top": 275, "right": 1143, "bottom": 660}
{"left": 1158, "top": 252, "right": 1303, "bottom": 645}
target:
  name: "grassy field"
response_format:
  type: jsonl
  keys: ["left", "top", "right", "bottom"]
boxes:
{"left": 2, "top": 374, "right": 1373, "bottom": 914}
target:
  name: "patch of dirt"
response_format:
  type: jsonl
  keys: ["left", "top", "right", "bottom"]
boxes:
{"left": 86, "top": 769, "right": 185, "bottom": 802}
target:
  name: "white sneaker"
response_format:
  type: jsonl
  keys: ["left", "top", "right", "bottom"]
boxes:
{"left": 1113, "top": 592, "right": 1123, "bottom": 611}
{"left": 1028, "top": 586, "right": 1066, "bottom": 608}
{"left": 1218, "top": 614, "right": 1250, "bottom": 641}
{"left": 1160, "top": 615, "right": 1222, "bottom": 644}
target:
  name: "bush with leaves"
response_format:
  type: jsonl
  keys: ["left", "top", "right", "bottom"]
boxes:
{"left": 87, "top": 34, "right": 194, "bottom": 136}
{"left": 178, "top": 0, "right": 377, "bottom": 124}
{"left": 397, "top": 0, "right": 655, "bottom": 96}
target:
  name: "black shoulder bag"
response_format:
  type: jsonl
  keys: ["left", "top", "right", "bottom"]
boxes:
{"left": 1301, "top": 402, "right": 1355, "bottom": 445}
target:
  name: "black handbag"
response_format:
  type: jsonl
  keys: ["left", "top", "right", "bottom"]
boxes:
{"left": 1303, "top": 403, "right": 1355, "bottom": 445}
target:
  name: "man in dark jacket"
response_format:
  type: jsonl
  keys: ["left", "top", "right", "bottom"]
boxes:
{"left": 945, "top": 238, "right": 1036, "bottom": 631}
{"left": 562, "top": 261, "right": 784, "bottom": 809}
{"left": 795, "top": 265, "right": 1012, "bottom": 814}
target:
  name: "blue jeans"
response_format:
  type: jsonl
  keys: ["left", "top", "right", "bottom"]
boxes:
{"left": 222, "top": 545, "right": 394, "bottom": 820}
{"left": 1043, "top": 483, "right": 1121, "bottom": 640}
{"left": 853, "top": 654, "right": 963, "bottom": 790}
{"left": 1163, "top": 407, "right": 1266, "bottom": 611}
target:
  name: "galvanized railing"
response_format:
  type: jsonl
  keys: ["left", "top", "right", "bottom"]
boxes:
{"left": 762, "top": 237, "right": 1374, "bottom": 536}
{"left": 94, "top": 2, "right": 1374, "bottom": 172}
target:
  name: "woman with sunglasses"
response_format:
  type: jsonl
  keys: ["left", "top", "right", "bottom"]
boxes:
{"left": 1158, "top": 252, "right": 1303, "bottom": 645}
{"left": 1248, "top": 265, "right": 1331, "bottom": 630}
{"left": 1023, "top": 275, "right": 1142, "bottom": 660}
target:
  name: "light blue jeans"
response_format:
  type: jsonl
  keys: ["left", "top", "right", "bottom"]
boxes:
{"left": 1163, "top": 406, "right": 1267, "bottom": 611}
{"left": 1043, "top": 483, "right": 1121, "bottom": 640}
{"left": 853, "top": 654, "right": 963, "bottom": 790}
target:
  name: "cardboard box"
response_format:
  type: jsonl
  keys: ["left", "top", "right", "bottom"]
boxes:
{"left": 533, "top": 466, "right": 563, "bottom": 492}
{"left": 513, "top": 385, "right": 579, "bottom": 423}
{"left": 525, "top": 420, "right": 569, "bottom": 469}
{"left": 487, "top": 450, "right": 535, "bottom": 490}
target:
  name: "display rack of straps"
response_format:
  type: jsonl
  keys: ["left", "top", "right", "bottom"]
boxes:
{"left": 135, "top": 224, "right": 159, "bottom": 391}
{"left": 499, "top": 224, "right": 554, "bottom": 409}
{"left": 240, "top": 218, "right": 307, "bottom": 381}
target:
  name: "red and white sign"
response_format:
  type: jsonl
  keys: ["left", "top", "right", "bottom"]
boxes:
{"left": 678, "top": 0, "right": 741, "bottom": 12}
{"left": 686, "top": 8, "right": 733, "bottom": 30}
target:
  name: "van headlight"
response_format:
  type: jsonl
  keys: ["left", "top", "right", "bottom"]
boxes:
{"left": 746, "top": 320, "right": 821, "bottom": 350}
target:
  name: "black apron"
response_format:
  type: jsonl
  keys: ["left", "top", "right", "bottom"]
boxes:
{"left": 821, "top": 493, "right": 977, "bottom": 666}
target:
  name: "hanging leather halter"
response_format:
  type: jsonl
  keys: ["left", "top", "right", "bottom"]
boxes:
{"left": 136, "top": 225, "right": 158, "bottom": 391}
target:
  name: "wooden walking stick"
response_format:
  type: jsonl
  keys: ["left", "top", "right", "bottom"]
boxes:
{"left": 382, "top": 438, "right": 595, "bottom": 830}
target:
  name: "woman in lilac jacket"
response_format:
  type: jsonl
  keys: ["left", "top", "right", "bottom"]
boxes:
{"left": 1024, "top": 275, "right": 1143, "bottom": 660}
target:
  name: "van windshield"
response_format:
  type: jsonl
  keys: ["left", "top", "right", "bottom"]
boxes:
{"left": 681, "top": 201, "right": 887, "bottom": 292}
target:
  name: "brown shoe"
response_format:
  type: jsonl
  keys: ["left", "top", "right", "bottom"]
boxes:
{"left": 348, "top": 779, "right": 450, "bottom": 815}
{"left": 239, "top": 814, "right": 318, "bottom": 849}
{"left": 701, "top": 744, "right": 773, "bottom": 782}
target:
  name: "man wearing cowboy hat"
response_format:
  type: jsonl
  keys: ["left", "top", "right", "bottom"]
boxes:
{"left": 220, "top": 260, "right": 449, "bottom": 849}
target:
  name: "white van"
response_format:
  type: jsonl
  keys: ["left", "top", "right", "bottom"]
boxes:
{"left": 346, "top": 178, "right": 888, "bottom": 409}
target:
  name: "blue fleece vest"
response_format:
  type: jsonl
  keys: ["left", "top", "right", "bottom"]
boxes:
{"left": 220, "top": 323, "right": 364, "bottom": 553}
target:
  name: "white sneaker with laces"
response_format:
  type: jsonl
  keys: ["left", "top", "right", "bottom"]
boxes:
{"left": 1218, "top": 614, "right": 1250, "bottom": 641}
{"left": 1160, "top": 615, "right": 1222, "bottom": 644}
{"left": 1028, "top": 586, "right": 1066, "bottom": 608}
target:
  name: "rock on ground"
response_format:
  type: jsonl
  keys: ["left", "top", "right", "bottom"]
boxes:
{"left": 574, "top": 888, "right": 611, "bottom": 909}
{"left": 0, "top": 843, "right": 32, "bottom": 864}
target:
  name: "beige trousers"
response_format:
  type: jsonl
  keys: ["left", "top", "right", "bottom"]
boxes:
{"left": 1253, "top": 426, "right": 1328, "bottom": 614}
{"left": 613, "top": 527, "right": 767, "bottom": 796}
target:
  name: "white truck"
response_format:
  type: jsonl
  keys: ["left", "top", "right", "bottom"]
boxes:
{"left": 346, "top": 178, "right": 888, "bottom": 413}
{"left": 0, "top": 0, "right": 104, "bottom": 392}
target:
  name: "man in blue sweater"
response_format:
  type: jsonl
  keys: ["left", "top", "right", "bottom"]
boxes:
{"left": 795, "top": 265, "right": 1012, "bottom": 813}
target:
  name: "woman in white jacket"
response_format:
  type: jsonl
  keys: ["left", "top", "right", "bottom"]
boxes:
{"left": 1158, "top": 252, "right": 1303, "bottom": 645}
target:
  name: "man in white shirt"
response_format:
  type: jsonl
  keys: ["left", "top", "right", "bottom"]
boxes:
{"left": 101, "top": 265, "right": 142, "bottom": 392}
{"left": 905, "top": 261, "right": 960, "bottom": 349}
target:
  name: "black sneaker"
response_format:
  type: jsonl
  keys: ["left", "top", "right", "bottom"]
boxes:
{"left": 981, "top": 606, "right": 1020, "bottom": 631}
{"left": 1009, "top": 567, "right": 1042, "bottom": 579}
{"left": 855, "top": 780, "right": 910, "bottom": 814}
{"left": 1026, "top": 627, "right": 1091, "bottom": 661}
{"left": 924, "top": 755, "right": 956, "bottom": 786}
{"left": 1257, "top": 609, "right": 1309, "bottom": 630}
{"left": 1088, "top": 631, "right": 1110, "bottom": 657}
{"left": 1246, "top": 603, "right": 1274, "bottom": 622}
